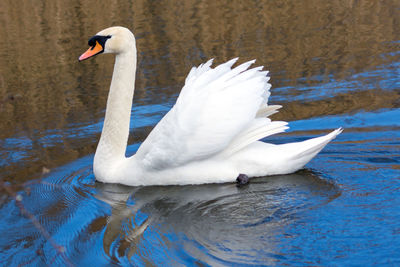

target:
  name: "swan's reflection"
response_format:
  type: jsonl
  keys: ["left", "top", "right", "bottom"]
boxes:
{"left": 94, "top": 170, "right": 340, "bottom": 263}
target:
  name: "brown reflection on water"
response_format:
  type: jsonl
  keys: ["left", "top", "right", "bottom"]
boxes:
{"left": 0, "top": 0, "right": 399, "bottom": 182}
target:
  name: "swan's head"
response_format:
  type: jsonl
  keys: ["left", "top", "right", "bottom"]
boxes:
{"left": 79, "top": 26, "right": 136, "bottom": 61}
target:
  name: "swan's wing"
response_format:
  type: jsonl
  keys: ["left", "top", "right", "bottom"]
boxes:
{"left": 135, "top": 58, "right": 287, "bottom": 170}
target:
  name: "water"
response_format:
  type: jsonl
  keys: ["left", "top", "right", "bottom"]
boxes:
{"left": 1, "top": 0, "right": 399, "bottom": 265}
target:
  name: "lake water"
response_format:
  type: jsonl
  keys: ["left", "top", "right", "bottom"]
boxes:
{"left": 1, "top": 0, "right": 399, "bottom": 266}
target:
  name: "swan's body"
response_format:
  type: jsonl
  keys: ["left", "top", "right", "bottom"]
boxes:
{"left": 79, "top": 26, "right": 342, "bottom": 186}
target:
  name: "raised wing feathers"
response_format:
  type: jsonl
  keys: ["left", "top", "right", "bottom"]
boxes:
{"left": 135, "top": 58, "right": 286, "bottom": 170}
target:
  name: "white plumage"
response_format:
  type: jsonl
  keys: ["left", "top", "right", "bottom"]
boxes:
{"left": 79, "top": 26, "right": 342, "bottom": 186}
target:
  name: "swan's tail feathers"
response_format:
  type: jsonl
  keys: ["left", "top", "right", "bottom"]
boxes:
{"left": 224, "top": 120, "right": 289, "bottom": 156}
{"left": 256, "top": 104, "right": 282, "bottom": 118}
{"left": 296, "top": 127, "right": 343, "bottom": 158}
{"left": 282, "top": 128, "right": 343, "bottom": 172}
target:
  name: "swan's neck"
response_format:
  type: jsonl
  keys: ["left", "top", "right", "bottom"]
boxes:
{"left": 94, "top": 48, "right": 137, "bottom": 174}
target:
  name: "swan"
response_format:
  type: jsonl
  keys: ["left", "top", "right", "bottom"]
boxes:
{"left": 78, "top": 26, "right": 342, "bottom": 186}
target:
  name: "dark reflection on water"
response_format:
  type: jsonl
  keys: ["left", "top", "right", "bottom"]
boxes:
{"left": 98, "top": 171, "right": 339, "bottom": 264}
{"left": 1, "top": 0, "right": 400, "bottom": 265}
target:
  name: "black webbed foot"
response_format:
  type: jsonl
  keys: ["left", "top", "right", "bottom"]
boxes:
{"left": 236, "top": 173, "right": 249, "bottom": 186}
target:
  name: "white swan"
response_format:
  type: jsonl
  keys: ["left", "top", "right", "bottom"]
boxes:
{"left": 79, "top": 26, "right": 342, "bottom": 186}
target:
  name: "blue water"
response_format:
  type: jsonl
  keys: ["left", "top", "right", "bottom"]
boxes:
{"left": 273, "top": 61, "right": 399, "bottom": 103}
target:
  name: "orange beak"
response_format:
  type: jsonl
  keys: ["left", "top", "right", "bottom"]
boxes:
{"left": 79, "top": 41, "right": 104, "bottom": 61}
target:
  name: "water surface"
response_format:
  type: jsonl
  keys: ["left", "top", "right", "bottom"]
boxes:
{"left": 0, "top": 0, "right": 399, "bottom": 265}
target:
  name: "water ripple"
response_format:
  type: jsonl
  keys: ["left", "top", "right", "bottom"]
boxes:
{"left": 90, "top": 171, "right": 340, "bottom": 265}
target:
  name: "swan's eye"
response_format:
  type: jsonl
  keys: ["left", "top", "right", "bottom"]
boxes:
{"left": 88, "top": 37, "right": 96, "bottom": 47}
{"left": 88, "top": 35, "right": 112, "bottom": 48}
